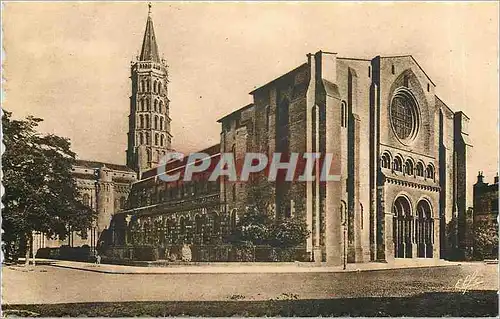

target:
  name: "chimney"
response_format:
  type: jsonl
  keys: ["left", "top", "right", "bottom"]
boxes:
{"left": 477, "top": 171, "right": 484, "bottom": 184}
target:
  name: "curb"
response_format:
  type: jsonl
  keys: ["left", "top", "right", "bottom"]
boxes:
{"left": 47, "top": 262, "right": 460, "bottom": 275}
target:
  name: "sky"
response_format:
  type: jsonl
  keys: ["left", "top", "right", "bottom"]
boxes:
{"left": 3, "top": 2, "right": 499, "bottom": 192}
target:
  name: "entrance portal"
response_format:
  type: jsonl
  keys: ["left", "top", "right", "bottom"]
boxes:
{"left": 393, "top": 196, "right": 413, "bottom": 258}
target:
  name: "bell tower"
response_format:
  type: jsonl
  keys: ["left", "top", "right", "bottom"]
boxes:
{"left": 127, "top": 3, "right": 172, "bottom": 173}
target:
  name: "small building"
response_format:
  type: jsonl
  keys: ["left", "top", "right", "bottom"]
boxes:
{"left": 472, "top": 172, "right": 499, "bottom": 259}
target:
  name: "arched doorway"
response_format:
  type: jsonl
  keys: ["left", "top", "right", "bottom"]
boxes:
{"left": 416, "top": 200, "right": 433, "bottom": 258}
{"left": 393, "top": 196, "right": 413, "bottom": 258}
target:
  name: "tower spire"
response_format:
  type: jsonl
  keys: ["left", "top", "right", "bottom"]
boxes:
{"left": 139, "top": 2, "right": 160, "bottom": 62}
{"left": 127, "top": 4, "right": 172, "bottom": 173}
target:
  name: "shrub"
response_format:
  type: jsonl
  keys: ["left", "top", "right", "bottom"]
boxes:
{"left": 181, "top": 244, "right": 192, "bottom": 262}
{"left": 474, "top": 219, "right": 499, "bottom": 260}
{"left": 269, "top": 218, "right": 310, "bottom": 249}
{"left": 234, "top": 241, "right": 255, "bottom": 262}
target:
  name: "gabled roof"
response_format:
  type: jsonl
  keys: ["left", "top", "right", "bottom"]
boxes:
{"left": 74, "top": 159, "right": 135, "bottom": 173}
{"left": 139, "top": 144, "right": 221, "bottom": 180}
{"left": 436, "top": 95, "right": 455, "bottom": 116}
{"left": 248, "top": 63, "right": 308, "bottom": 95}
{"left": 139, "top": 11, "right": 160, "bottom": 62}
{"left": 217, "top": 103, "right": 254, "bottom": 123}
{"left": 380, "top": 55, "right": 435, "bottom": 86}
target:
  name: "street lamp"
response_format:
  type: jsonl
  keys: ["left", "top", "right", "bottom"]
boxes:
{"left": 341, "top": 208, "right": 347, "bottom": 270}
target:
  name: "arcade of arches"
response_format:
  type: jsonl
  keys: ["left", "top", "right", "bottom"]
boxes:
{"left": 393, "top": 196, "right": 434, "bottom": 258}
{"left": 109, "top": 207, "right": 237, "bottom": 248}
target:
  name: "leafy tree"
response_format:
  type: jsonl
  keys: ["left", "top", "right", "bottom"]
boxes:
{"left": 227, "top": 205, "right": 272, "bottom": 245}
{"left": 2, "top": 110, "right": 96, "bottom": 264}
{"left": 474, "top": 218, "right": 498, "bottom": 260}
{"left": 269, "top": 217, "right": 310, "bottom": 249}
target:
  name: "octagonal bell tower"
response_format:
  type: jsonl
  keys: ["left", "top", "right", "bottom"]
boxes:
{"left": 126, "top": 4, "right": 172, "bottom": 174}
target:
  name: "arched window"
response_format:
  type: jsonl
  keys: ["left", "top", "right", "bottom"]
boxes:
{"left": 153, "top": 80, "right": 157, "bottom": 93}
{"left": 141, "top": 80, "right": 145, "bottom": 92}
{"left": 139, "top": 132, "right": 144, "bottom": 145}
{"left": 160, "top": 134, "right": 165, "bottom": 147}
{"left": 393, "top": 196, "right": 413, "bottom": 258}
{"left": 416, "top": 162, "right": 424, "bottom": 177}
{"left": 140, "top": 99, "right": 145, "bottom": 111}
{"left": 154, "top": 99, "right": 158, "bottom": 112}
{"left": 212, "top": 213, "right": 221, "bottom": 234}
{"left": 195, "top": 215, "right": 204, "bottom": 234}
{"left": 82, "top": 194, "right": 91, "bottom": 207}
{"left": 265, "top": 106, "right": 270, "bottom": 130}
{"left": 139, "top": 115, "right": 144, "bottom": 128}
{"left": 341, "top": 101, "right": 347, "bottom": 128}
{"left": 276, "top": 98, "right": 289, "bottom": 153}
{"left": 416, "top": 200, "right": 433, "bottom": 258}
{"left": 145, "top": 114, "right": 150, "bottom": 128}
{"left": 426, "top": 164, "right": 435, "bottom": 179}
{"left": 393, "top": 156, "right": 403, "bottom": 172}
{"left": 147, "top": 149, "right": 152, "bottom": 162}
{"left": 146, "top": 99, "right": 150, "bottom": 111}
{"left": 114, "top": 198, "right": 120, "bottom": 212}
{"left": 381, "top": 152, "right": 391, "bottom": 169}
{"left": 145, "top": 132, "right": 150, "bottom": 145}
{"left": 360, "top": 203, "right": 364, "bottom": 230}
{"left": 404, "top": 159, "right": 414, "bottom": 176}
{"left": 120, "top": 197, "right": 126, "bottom": 209}
{"left": 160, "top": 117, "right": 164, "bottom": 130}
{"left": 146, "top": 79, "right": 150, "bottom": 92}
{"left": 230, "top": 210, "right": 237, "bottom": 230}
{"left": 179, "top": 217, "right": 186, "bottom": 235}
{"left": 159, "top": 101, "right": 163, "bottom": 113}
{"left": 154, "top": 116, "right": 159, "bottom": 130}
{"left": 155, "top": 133, "right": 159, "bottom": 146}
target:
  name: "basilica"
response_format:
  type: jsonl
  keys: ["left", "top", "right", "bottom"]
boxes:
{"left": 38, "top": 8, "right": 471, "bottom": 265}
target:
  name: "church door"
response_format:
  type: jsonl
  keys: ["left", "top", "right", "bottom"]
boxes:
{"left": 393, "top": 196, "right": 413, "bottom": 258}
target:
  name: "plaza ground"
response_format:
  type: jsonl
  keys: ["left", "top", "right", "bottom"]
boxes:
{"left": 2, "top": 261, "right": 498, "bottom": 316}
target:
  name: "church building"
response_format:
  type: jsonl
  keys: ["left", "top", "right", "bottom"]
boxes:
{"left": 37, "top": 7, "right": 471, "bottom": 265}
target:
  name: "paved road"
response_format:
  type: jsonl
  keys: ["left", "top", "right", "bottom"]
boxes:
{"left": 2, "top": 262, "right": 497, "bottom": 304}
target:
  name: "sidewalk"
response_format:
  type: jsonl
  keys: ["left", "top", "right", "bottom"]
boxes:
{"left": 34, "top": 258, "right": 460, "bottom": 274}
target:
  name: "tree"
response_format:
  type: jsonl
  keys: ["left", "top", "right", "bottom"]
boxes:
{"left": 2, "top": 110, "right": 96, "bottom": 264}
{"left": 269, "top": 217, "right": 310, "bottom": 249}
{"left": 227, "top": 205, "right": 272, "bottom": 245}
{"left": 474, "top": 218, "right": 498, "bottom": 260}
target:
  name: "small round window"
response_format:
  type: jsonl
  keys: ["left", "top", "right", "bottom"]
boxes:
{"left": 390, "top": 89, "right": 420, "bottom": 143}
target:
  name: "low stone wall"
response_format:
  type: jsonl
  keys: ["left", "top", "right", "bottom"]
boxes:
{"left": 36, "top": 246, "right": 94, "bottom": 262}
{"left": 103, "top": 244, "right": 309, "bottom": 263}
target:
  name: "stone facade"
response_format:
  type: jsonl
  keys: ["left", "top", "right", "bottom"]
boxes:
{"left": 38, "top": 10, "right": 471, "bottom": 264}
{"left": 126, "top": 10, "right": 173, "bottom": 174}
{"left": 110, "top": 145, "right": 227, "bottom": 251}
{"left": 216, "top": 52, "right": 470, "bottom": 264}
{"left": 473, "top": 172, "right": 499, "bottom": 224}
{"left": 36, "top": 160, "right": 136, "bottom": 250}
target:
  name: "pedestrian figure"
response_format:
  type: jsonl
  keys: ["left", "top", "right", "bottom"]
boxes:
{"left": 95, "top": 253, "right": 101, "bottom": 265}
